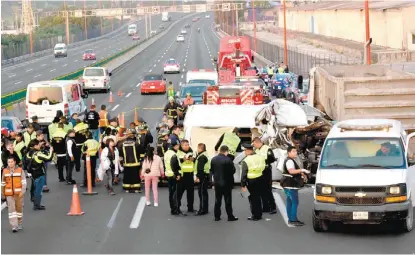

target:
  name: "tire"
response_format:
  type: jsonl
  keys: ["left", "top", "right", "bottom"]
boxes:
{"left": 398, "top": 202, "right": 413, "bottom": 233}
{"left": 312, "top": 212, "right": 329, "bottom": 232}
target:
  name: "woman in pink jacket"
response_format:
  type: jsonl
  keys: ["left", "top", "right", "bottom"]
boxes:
{"left": 141, "top": 147, "right": 165, "bottom": 206}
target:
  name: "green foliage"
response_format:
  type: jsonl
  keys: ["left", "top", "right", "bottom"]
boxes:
{"left": 1, "top": 34, "right": 28, "bottom": 46}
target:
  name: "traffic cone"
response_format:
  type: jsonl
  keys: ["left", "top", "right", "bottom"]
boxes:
{"left": 108, "top": 92, "right": 114, "bottom": 103}
{"left": 117, "top": 89, "right": 123, "bottom": 97}
{"left": 67, "top": 185, "right": 85, "bottom": 216}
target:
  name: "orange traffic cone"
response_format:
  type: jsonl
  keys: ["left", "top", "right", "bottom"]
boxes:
{"left": 108, "top": 92, "right": 114, "bottom": 103}
{"left": 67, "top": 185, "right": 85, "bottom": 216}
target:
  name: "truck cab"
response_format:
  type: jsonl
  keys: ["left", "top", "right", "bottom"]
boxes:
{"left": 313, "top": 119, "right": 415, "bottom": 233}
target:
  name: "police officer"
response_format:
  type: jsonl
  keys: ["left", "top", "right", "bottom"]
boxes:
{"left": 23, "top": 124, "right": 37, "bottom": 147}
{"left": 194, "top": 143, "right": 210, "bottom": 216}
{"left": 73, "top": 119, "right": 89, "bottom": 173}
{"left": 253, "top": 137, "right": 277, "bottom": 214}
{"left": 51, "top": 123, "right": 67, "bottom": 182}
{"left": 48, "top": 117, "right": 60, "bottom": 141}
{"left": 81, "top": 131, "right": 100, "bottom": 188}
{"left": 240, "top": 143, "right": 265, "bottom": 221}
{"left": 163, "top": 97, "right": 181, "bottom": 125}
{"left": 86, "top": 105, "right": 100, "bottom": 141}
{"left": 164, "top": 138, "right": 185, "bottom": 216}
{"left": 214, "top": 128, "right": 241, "bottom": 161}
{"left": 168, "top": 126, "right": 181, "bottom": 146}
{"left": 65, "top": 130, "right": 77, "bottom": 185}
{"left": 176, "top": 140, "right": 195, "bottom": 213}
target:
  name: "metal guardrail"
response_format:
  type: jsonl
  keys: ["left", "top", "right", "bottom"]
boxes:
{"left": 1, "top": 19, "right": 140, "bottom": 67}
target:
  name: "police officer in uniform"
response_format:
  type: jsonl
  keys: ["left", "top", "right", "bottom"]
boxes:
{"left": 240, "top": 143, "right": 266, "bottom": 221}
{"left": 253, "top": 137, "right": 277, "bottom": 214}
{"left": 267, "top": 65, "right": 274, "bottom": 79}
{"left": 176, "top": 140, "right": 195, "bottom": 213}
{"left": 215, "top": 128, "right": 241, "bottom": 161}
{"left": 51, "top": 123, "right": 68, "bottom": 182}
{"left": 194, "top": 143, "right": 210, "bottom": 215}
{"left": 81, "top": 131, "right": 100, "bottom": 187}
{"left": 73, "top": 120, "right": 89, "bottom": 173}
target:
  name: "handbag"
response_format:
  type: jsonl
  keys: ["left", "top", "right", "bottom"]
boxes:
{"left": 144, "top": 160, "right": 153, "bottom": 174}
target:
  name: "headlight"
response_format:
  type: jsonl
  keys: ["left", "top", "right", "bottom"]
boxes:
{"left": 389, "top": 186, "right": 400, "bottom": 195}
{"left": 321, "top": 186, "right": 332, "bottom": 195}
{"left": 316, "top": 184, "right": 333, "bottom": 195}
{"left": 387, "top": 184, "right": 406, "bottom": 195}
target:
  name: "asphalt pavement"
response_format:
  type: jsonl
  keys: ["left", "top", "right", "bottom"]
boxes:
{"left": 0, "top": 13, "right": 185, "bottom": 95}
{"left": 2, "top": 15, "right": 415, "bottom": 254}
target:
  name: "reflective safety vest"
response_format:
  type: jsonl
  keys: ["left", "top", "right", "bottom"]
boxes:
{"left": 267, "top": 67, "right": 274, "bottom": 75}
{"left": 13, "top": 140, "right": 26, "bottom": 160}
{"left": 83, "top": 139, "right": 100, "bottom": 157}
{"left": 2, "top": 168, "right": 24, "bottom": 196}
{"left": 164, "top": 150, "right": 176, "bottom": 177}
{"left": 53, "top": 129, "right": 67, "bottom": 139}
{"left": 48, "top": 123, "right": 58, "bottom": 139}
{"left": 278, "top": 67, "right": 284, "bottom": 74}
{"left": 194, "top": 151, "right": 210, "bottom": 174}
{"left": 178, "top": 131, "right": 185, "bottom": 140}
{"left": 219, "top": 132, "right": 241, "bottom": 155}
{"left": 23, "top": 131, "right": 36, "bottom": 147}
{"left": 74, "top": 122, "right": 89, "bottom": 134}
{"left": 63, "top": 123, "right": 72, "bottom": 133}
{"left": 167, "top": 86, "right": 175, "bottom": 98}
{"left": 255, "top": 145, "right": 270, "bottom": 161}
{"left": 176, "top": 150, "right": 194, "bottom": 173}
{"left": 167, "top": 108, "right": 178, "bottom": 119}
{"left": 98, "top": 110, "right": 109, "bottom": 127}
{"left": 122, "top": 142, "right": 140, "bottom": 167}
{"left": 244, "top": 154, "right": 265, "bottom": 179}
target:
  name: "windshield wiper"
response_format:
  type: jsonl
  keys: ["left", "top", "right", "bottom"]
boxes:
{"left": 324, "top": 164, "right": 355, "bottom": 169}
{"left": 355, "top": 164, "right": 393, "bottom": 169}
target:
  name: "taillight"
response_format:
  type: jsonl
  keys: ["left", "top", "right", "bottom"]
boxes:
{"left": 104, "top": 79, "right": 107, "bottom": 84}
{"left": 64, "top": 103, "right": 69, "bottom": 116}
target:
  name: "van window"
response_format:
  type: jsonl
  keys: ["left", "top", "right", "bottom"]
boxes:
{"left": 55, "top": 46, "right": 64, "bottom": 50}
{"left": 320, "top": 138, "right": 405, "bottom": 169}
{"left": 66, "top": 84, "right": 80, "bottom": 102}
{"left": 84, "top": 69, "right": 104, "bottom": 76}
{"left": 28, "top": 87, "right": 63, "bottom": 105}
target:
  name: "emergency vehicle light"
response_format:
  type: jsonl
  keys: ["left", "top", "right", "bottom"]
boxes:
{"left": 338, "top": 123, "right": 393, "bottom": 132}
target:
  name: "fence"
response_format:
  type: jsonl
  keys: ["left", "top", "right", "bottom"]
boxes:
{"left": 1, "top": 20, "right": 126, "bottom": 61}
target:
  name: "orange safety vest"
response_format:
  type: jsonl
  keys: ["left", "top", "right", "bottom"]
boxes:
{"left": 98, "top": 110, "right": 109, "bottom": 127}
{"left": 3, "top": 168, "right": 23, "bottom": 196}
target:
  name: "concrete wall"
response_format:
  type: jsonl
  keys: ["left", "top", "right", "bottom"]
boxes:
{"left": 279, "top": 6, "right": 415, "bottom": 50}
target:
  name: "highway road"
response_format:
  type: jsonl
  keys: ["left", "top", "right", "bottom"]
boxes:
{"left": 2, "top": 15, "right": 415, "bottom": 254}
{"left": 0, "top": 13, "right": 185, "bottom": 95}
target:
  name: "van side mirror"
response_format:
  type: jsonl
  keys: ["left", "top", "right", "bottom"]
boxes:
{"left": 251, "top": 55, "right": 255, "bottom": 62}
{"left": 109, "top": 72, "right": 112, "bottom": 76}
{"left": 213, "top": 57, "right": 217, "bottom": 63}
{"left": 298, "top": 75, "right": 303, "bottom": 90}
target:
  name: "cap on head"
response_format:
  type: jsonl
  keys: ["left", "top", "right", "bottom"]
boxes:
{"left": 242, "top": 143, "right": 254, "bottom": 150}
{"left": 32, "top": 116, "right": 38, "bottom": 120}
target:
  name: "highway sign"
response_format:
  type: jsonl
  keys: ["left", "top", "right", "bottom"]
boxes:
{"left": 95, "top": 8, "right": 123, "bottom": 17}
{"left": 195, "top": 4, "right": 206, "bottom": 13}
{"left": 74, "top": 10, "right": 83, "bottom": 18}
{"left": 222, "top": 3, "right": 230, "bottom": 11}
{"left": 152, "top": 6, "right": 160, "bottom": 14}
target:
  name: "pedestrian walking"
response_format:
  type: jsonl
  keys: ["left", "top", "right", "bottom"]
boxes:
{"left": 210, "top": 145, "right": 238, "bottom": 222}
{"left": 194, "top": 143, "right": 210, "bottom": 216}
{"left": 141, "top": 147, "right": 165, "bottom": 207}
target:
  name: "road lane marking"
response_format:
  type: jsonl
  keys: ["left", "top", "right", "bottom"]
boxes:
{"left": 149, "top": 69, "right": 152, "bottom": 72}
{"left": 111, "top": 104, "right": 120, "bottom": 111}
{"left": 14, "top": 81, "right": 22, "bottom": 85}
{"left": 107, "top": 197, "right": 123, "bottom": 228}
{"left": 184, "top": 63, "right": 186, "bottom": 67}
{"left": 41, "top": 64, "right": 47, "bottom": 66}
{"left": 8, "top": 74, "right": 16, "bottom": 78}
{"left": 179, "top": 82, "right": 182, "bottom": 86}
{"left": 153, "top": 64, "right": 156, "bottom": 67}
{"left": 136, "top": 83, "right": 141, "bottom": 87}
{"left": 129, "top": 197, "right": 146, "bottom": 229}
{"left": 50, "top": 69, "right": 56, "bottom": 72}
{"left": 74, "top": 60, "right": 78, "bottom": 62}
{"left": 34, "top": 74, "right": 42, "bottom": 78}
{"left": 1, "top": 202, "right": 6, "bottom": 211}
{"left": 158, "top": 59, "right": 160, "bottom": 62}
{"left": 181, "top": 75, "right": 184, "bottom": 78}
{"left": 125, "top": 92, "right": 132, "bottom": 98}
{"left": 273, "top": 192, "right": 295, "bottom": 228}
{"left": 63, "top": 64, "right": 68, "bottom": 67}
{"left": 182, "top": 69, "right": 185, "bottom": 72}
{"left": 26, "top": 69, "right": 33, "bottom": 72}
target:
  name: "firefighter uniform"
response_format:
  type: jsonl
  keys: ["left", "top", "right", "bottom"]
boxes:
{"left": 73, "top": 122, "right": 89, "bottom": 172}
{"left": 81, "top": 138, "right": 100, "bottom": 187}
{"left": 51, "top": 129, "right": 68, "bottom": 182}
{"left": 1, "top": 167, "right": 26, "bottom": 231}
{"left": 120, "top": 138, "right": 144, "bottom": 192}
{"left": 176, "top": 149, "right": 195, "bottom": 212}
{"left": 256, "top": 144, "right": 277, "bottom": 213}
{"left": 194, "top": 151, "right": 210, "bottom": 215}
{"left": 216, "top": 131, "right": 241, "bottom": 160}
{"left": 241, "top": 146, "right": 266, "bottom": 220}
{"left": 164, "top": 101, "right": 181, "bottom": 125}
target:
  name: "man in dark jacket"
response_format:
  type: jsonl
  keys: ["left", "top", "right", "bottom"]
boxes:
{"left": 163, "top": 97, "right": 182, "bottom": 125}
{"left": 210, "top": 145, "right": 238, "bottom": 222}
{"left": 86, "top": 105, "right": 100, "bottom": 142}
{"left": 195, "top": 143, "right": 209, "bottom": 216}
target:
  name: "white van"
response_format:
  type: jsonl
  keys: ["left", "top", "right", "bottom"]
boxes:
{"left": 54, "top": 43, "right": 67, "bottom": 58}
{"left": 81, "top": 67, "right": 112, "bottom": 93}
{"left": 312, "top": 119, "right": 415, "bottom": 233}
{"left": 26, "top": 80, "right": 88, "bottom": 125}
{"left": 186, "top": 69, "right": 218, "bottom": 86}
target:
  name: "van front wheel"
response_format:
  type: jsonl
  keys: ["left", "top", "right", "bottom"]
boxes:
{"left": 312, "top": 212, "right": 329, "bottom": 232}
{"left": 397, "top": 203, "right": 413, "bottom": 233}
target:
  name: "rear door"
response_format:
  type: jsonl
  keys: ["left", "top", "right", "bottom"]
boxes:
{"left": 27, "top": 85, "right": 65, "bottom": 124}
{"left": 84, "top": 68, "right": 105, "bottom": 88}
{"left": 66, "top": 84, "right": 82, "bottom": 115}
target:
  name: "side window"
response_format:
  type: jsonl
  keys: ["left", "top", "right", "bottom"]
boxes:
{"left": 71, "top": 84, "right": 80, "bottom": 101}
{"left": 66, "top": 86, "right": 74, "bottom": 103}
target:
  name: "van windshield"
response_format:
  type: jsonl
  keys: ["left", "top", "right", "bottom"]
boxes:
{"left": 320, "top": 138, "right": 406, "bottom": 169}
{"left": 55, "top": 47, "right": 64, "bottom": 50}
{"left": 28, "top": 87, "right": 63, "bottom": 105}
{"left": 84, "top": 69, "right": 104, "bottom": 76}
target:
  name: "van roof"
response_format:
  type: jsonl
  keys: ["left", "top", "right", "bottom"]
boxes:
{"left": 27, "top": 80, "right": 79, "bottom": 88}
{"left": 328, "top": 119, "right": 403, "bottom": 139}
{"left": 55, "top": 43, "right": 66, "bottom": 46}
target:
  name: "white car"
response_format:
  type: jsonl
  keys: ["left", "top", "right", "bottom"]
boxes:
{"left": 181, "top": 29, "right": 187, "bottom": 34}
{"left": 82, "top": 67, "right": 112, "bottom": 93}
{"left": 176, "top": 35, "right": 185, "bottom": 42}
{"left": 205, "top": 15, "right": 210, "bottom": 18}
{"left": 54, "top": 43, "right": 67, "bottom": 58}
{"left": 164, "top": 59, "right": 180, "bottom": 74}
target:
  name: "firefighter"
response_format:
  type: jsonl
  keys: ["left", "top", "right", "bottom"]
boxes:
{"left": 65, "top": 130, "right": 77, "bottom": 185}
{"left": 73, "top": 119, "right": 89, "bottom": 173}
{"left": 120, "top": 131, "right": 144, "bottom": 193}
{"left": 240, "top": 144, "right": 265, "bottom": 221}
{"left": 194, "top": 143, "right": 210, "bottom": 215}
{"left": 176, "top": 140, "right": 195, "bottom": 213}
{"left": 164, "top": 138, "right": 184, "bottom": 216}
{"left": 51, "top": 123, "right": 68, "bottom": 182}
{"left": 98, "top": 105, "right": 111, "bottom": 134}
{"left": 214, "top": 128, "right": 241, "bottom": 161}
{"left": 167, "top": 81, "right": 175, "bottom": 99}
{"left": 1, "top": 156, "right": 27, "bottom": 232}
{"left": 136, "top": 122, "right": 153, "bottom": 149}
{"left": 163, "top": 97, "right": 181, "bottom": 125}
{"left": 156, "top": 129, "right": 170, "bottom": 158}
{"left": 81, "top": 131, "right": 100, "bottom": 188}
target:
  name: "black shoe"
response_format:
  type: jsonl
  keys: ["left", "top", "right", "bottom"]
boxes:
{"left": 177, "top": 212, "right": 187, "bottom": 217}
{"left": 76, "top": 169, "right": 80, "bottom": 172}
{"left": 171, "top": 212, "right": 179, "bottom": 215}
{"left": 228, "top": 216, "right": 238, "bottom": 221}
{"left": 59, "top": 179, "right": 66, "bottom": 182}
{"left": 288, "top": 220, "right": 305, "bottom": 226}
{"left": 188, "top": 209, "right": 195, "bottom": 213}
{"left": 42, "top": 187, "right": 49, "bottom": 192}
{"left": 269, "top": 209, "right": 277, "bottom": 215}
{"left": 33, "top": 206, "right": 45, "bottom": 211}
{"left": 12, "top": 228, "right": 18, "bottom": 233}
{"left": 247, "top": 216, "right": 262, "bottom": 221}
{"left": 196, "top": 211, "right": 208, "bottom": 216}
{"left": 214, "top": 217, "right": 221, "bottom": 221}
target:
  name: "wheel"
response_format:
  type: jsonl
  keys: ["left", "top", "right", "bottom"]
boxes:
{"left": 398, "top": 202, "right": 413, "bottom": 233}
{"left": 312, "top": 212, "right": 329, "bottom": 232}
{"left": 54, "top": 55, "right": 57, "bottom": 58}
{"left": 164, "top": 71, "right": 166, "bottom": 74}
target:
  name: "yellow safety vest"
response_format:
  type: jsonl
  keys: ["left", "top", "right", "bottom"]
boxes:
{"left": 23, "top": 131, "right": 36, "bottom": 147}
{"left": 13, "top": 140, "right": 26, "bottom": 160}
{"left": 278, "top": 67, "right": 284, "bottom": 73}
{"left": 164, "top": 150, "right": 176, "bottom": 177}
{"left": 178, "top": 131, "right": 185, "bottom": 140}
{"left": 48, "top": 123, "right": 58, "bottom": 139}
{"left": 63, "top": 123, "right": 73, "bottom": 133}
{"left": 244, "top": 154, "right": 265, "bottom": 179}
{"left": 255, "top": 145, "right": 270, "bottom": 161}
{"left": 194, "top": 151, "right": 210, "bottom": 174}
{"left": 219, "top": 132, "right": 241, "bottom": 155}
{"left": 176, "top": 150, "right": 194, "bottom": 173}
{"left": 122, "top": 142, "right": 140, "bottom": 167}
{"left": 267, "top": 67, "right": 274, "bottom": 75}
{"left": 74, "top": 123, "right": 89, "bottom": 134}
{"left": 53, "top": 129, "right": 67, "bottom": 139}
{"left": 82, "top": 139, "right": 100, "bottom": 157}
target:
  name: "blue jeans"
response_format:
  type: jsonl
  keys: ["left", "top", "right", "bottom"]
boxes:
{"left": 34, "top": 175, "right": 46, "bottom": 207}
{"left": 90, "top": 129, "right": 100, "bottom": 142}
{"left": 284, "top": 188, "right": 299, "bottom": 222}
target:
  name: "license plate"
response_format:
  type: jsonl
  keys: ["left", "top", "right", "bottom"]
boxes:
{"left": 353, "top": 211, "right": 368, "bottom": 220}
{"left": 150, "top": 86, "right": 155, "bottom": 89}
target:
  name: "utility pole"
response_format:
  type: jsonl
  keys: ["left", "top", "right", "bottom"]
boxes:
{"left": 21, "top": 0, "right": 35, "bottom": 54}
{"left": 149, "top": 13, "right": 152, "bottom": 34}
{"left": 84, "top": 0, "right": 87, "bottom": 39}
{"left": 232, "top": 6, "right": 235, "bottom": 36}
{"left": 283, "top": 0, "right": 288, "bottom": 65}
{"left": 364, "top": 0, "right": 372, "bottom": 65}
{"left": 252, "top": 0, "right": 257, "bottom": 52}
{"left": 145, "top": 14, "right": 148, "bottom": 39}
{"left": 99, "top": 0, "right": 103, "bottom": 36}
{"left": 236, "top": 9, "right": 239, "bottom": 36}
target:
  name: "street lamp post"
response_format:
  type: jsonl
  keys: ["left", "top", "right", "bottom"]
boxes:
{"left": 84, "top": 0, "right": 87, "bottom": 39}
{"left": 364, "top": 0, "right": 371, "bottom": 65}
{"left": 283, "top": 0, "right": 288, "bottom": 66}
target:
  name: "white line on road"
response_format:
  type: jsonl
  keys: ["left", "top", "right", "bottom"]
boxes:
{"left": 111, "top": 104, "right": 120, "bottom": 111}
{"left": 273, "top": 192, "right": 295, "bottom": 228}
{"left": 34, "top": 74, "right": 42, "bottom": 78}
{"left": 182, "top": 69, "right": 185, "bottom": 72}
{"left": 149, "top": 69, "right": 152, "bottom": 72}
{"left": 50, "top": 69, "right": 56, "bottom": 72}
{"left": 129, "top": 197, "right": 146, "bottom": 229}
{"left": 107, "top": 197, "right": 123, "bottom": 228}
{"left": 14, "top": 81, "right": 22, "bottom": 85}
{"left": 136, "top": 83, "right": 141, "bottom": 87}
{"left": 26, "top": 69, "right": 33, "bottom": 72}
{"left": 1, "top": 202, "right": 7, "bottom": 211}
{"left": 63, "top": 64, "right": 68, "bottom": 67}
{"left": 41, "top": 64, "right": 47, "bottom": 66}
{"left": 74, "top": 60, "right": 78, "bottom": 62}
{"left": 181, "top": 75, "right": 184, "bottom": 79}
{"left": 184, "top": 63, "right": 186, "bottom": 67}
{"left": 125, "top": 92, "right": 132, "bottom": 98}
{"left": 158, "top": 59, "right": 160, "bottom": 62}
{"left": 153, "top": 64, "right": 156, "bottom": 67}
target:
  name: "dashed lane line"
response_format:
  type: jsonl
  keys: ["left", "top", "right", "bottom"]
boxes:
{"left": 129, "top": 197, "right": 146, "bottom": 229}
{"left": 181, "top": 75, "right": 184, "bottom": 79}
{"left": 125, "top": 92, "right": 132, "bottom": 98}
{"left": 74, "top": 60, "right": 78, "bottom": 62}
{"left": 107, "top": 197, "right": 123, "bottom": 228}
{"left": 26, "top": 68, "right": 33, "bottom": 72}
{"left": 111, "top": 104, "right": 120, "bottom": 111}
{"left": 14, "top": 81, "right": 22, "bottom": 85}
{"left": 136, "top": 83, "right": 141, "bottom": 87}
{"left": 41, "top": 64, "right": 47, "bottom": 66}
{"left": 1, "top": 202, "right": 7, "bottom": 211}
{"left": 149, "top": 69, "right": 152, "bottom": 72}
{"left": 34, "top": 74, "right": 42, "bottom": 78}
{"left": 63, "top": 64, "right": 68, "bottom": 67}
{"left": 153, "top": 64, "right": 156, "bottom": 67}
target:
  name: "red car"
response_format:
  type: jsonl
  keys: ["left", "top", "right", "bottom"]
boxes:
{"left": 192, "top": 18, "right": 197, "bottom": 22}
{"left": 132, "top": 34, "right": 140, "bottom": 40}
{"left": 140, "top": 74, "right": 166, "bottom": 95}
{"left": 83, "top": 49, "right": 96, "bottom": 60}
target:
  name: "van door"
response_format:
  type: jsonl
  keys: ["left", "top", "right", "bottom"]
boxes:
{"left": 406, "top": 133, "right": 415, "bottom": 206}
{"left": 66, "top": 84, "right": 82, "bottom": 116}
{"left": 27, "top": 86, "right": 65, "bottom": 124}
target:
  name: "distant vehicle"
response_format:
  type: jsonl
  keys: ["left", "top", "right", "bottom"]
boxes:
{"left": 1, "top": 116, "right": 25, "bottom": 134}
{"left": 186, "top": 69, "right": 218, "bottom": 85}
{"left": 164, "top": 58, "right": 181, "bottom": 74}
{"left": 81, "top": 67, "right": 112, "bottom": 93}
{"left": 161, "top": 12, "right": 169, "bottom": 22}
{"left": 150, "top": 30, "right": 157, "bottom": 36}
{"left": 140, "top": 74, "right": 166, "bottom": 95}
{"left": 132, "top": 34, "right": 140, "bottom": 40}
{"left": 176, "top": 83, "right": 209, "bottom": 105}
{"left": 181, "top": 29, "right": 187, "bottom": 34}
{"left": 205, "top": 14, "right": 210, "bottom": 18}
{"left": 54, "top": 43, "right": 67, "bottom": 58}
{"left": 185, "top": 24, "right": 191, "bottom": 28}
{"left": 82, "top": 49, "right": 96, "bottom": 60}
{"left": 128, "top": 24, "right": 137, "bottom": 35}
{"left": 176, "top": 35, "right": 185, "bottom": 42}
{"left": 159, "top": 25, "right": 165, "bottom": 29}
{"left": 192, "top": 18, "right": 198, "bottom": 22}
{"left": 26, "top": 80, "right": 87, "bottom": 125}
